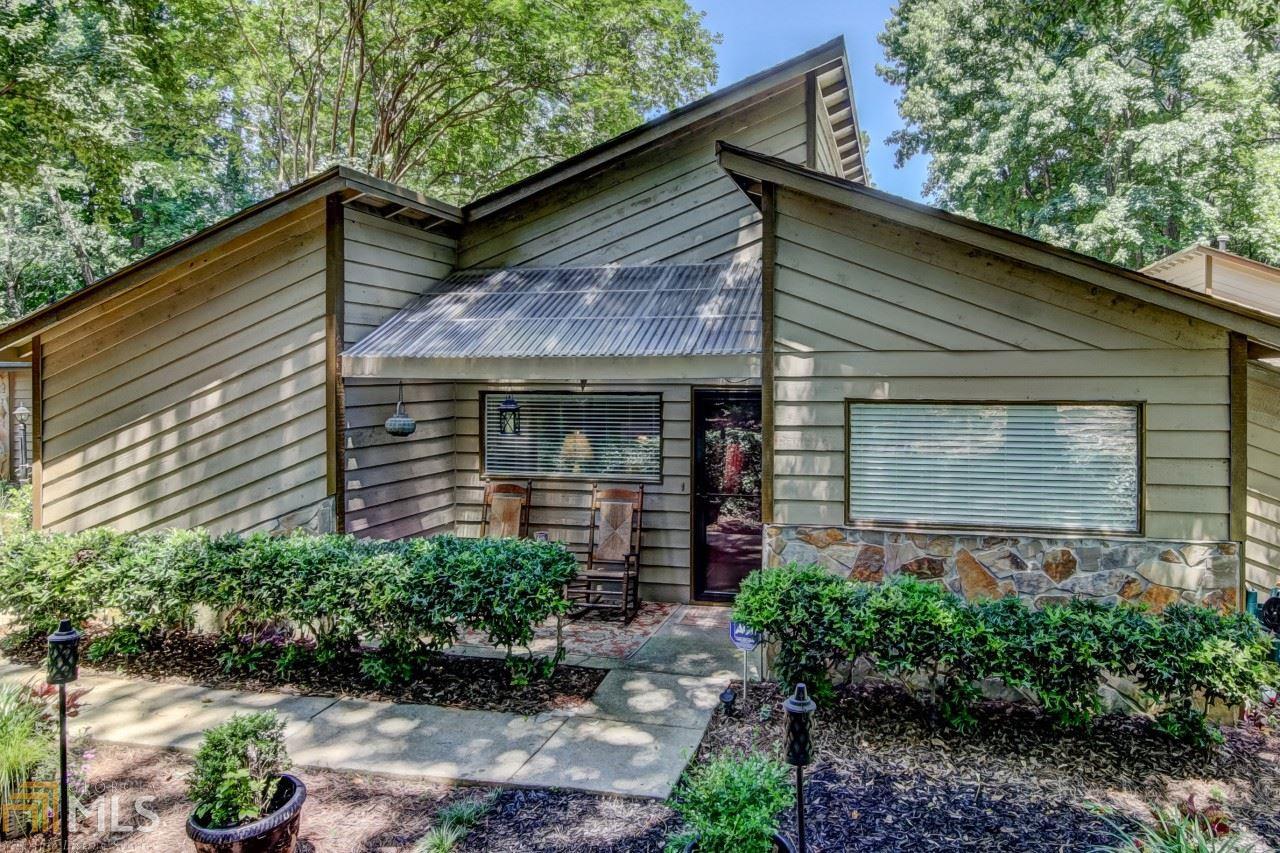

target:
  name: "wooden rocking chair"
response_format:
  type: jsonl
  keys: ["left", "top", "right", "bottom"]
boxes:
{"left": 567, "top": 484, "right": 643, "bottom": 621}
{"left": 480, "top": 481, "right": 532, "bottom": 539}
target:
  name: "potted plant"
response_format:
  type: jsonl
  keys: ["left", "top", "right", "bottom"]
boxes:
{"left": 185, "top": 711, "right": 306, "bottom": 853}
{"left": 669, "top": 752, "right": 796, "bottom": 853}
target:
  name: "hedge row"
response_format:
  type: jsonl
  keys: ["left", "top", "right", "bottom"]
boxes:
{"left": 732, "top": 565, "right": 1278, "bottom": 743}
{"left": 0, "top": 528, "right": 579, "bottom": 681}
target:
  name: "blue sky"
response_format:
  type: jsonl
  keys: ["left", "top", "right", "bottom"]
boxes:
{"left": 695, "top": 0, "right": 928, "bottom": 201}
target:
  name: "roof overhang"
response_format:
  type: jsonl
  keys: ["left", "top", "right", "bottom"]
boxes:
{"left": 465, "top": 36, "right": 863, "bottom": 221}
{"left": 717, "top": 142, "right": 1280, "bottom": 350}
{"left": 1142, "top": 243, "right": 1280, "bottom": 284}
{"left": 0, "top": 166, "right": 462, "bottom": 355}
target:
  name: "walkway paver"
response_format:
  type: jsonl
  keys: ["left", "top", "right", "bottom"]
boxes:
{"left": 0, "top": 605, "right": 749, "bottom": 799}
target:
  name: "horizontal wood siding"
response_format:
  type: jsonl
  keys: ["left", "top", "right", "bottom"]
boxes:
{"left": 1246, "top": 363, "right": 1280, "bottom": 592}
{"left": 453, "top": 379, "right": 747, "bottom": 603}
{"left": 771, "top": 187, "right": 1232, "bottom": 541}
{"left": 343, "top": 208, "right": 456, "bottom": 346}
{"left": 39, "top": 201, "right": 330, "bottom": 534}
{"left": 459, "top": 83, "right": 809, "bottom": 270}
{"left": 343, "top": 379, "right": 456, "bottom": 539}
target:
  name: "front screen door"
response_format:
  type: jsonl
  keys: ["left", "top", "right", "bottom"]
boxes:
{"left": 692, "top": 389, "right": 763, "bottom": 601}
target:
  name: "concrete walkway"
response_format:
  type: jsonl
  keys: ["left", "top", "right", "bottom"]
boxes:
{"left": 0, "top": 606, "right": 760, "bottom": 800}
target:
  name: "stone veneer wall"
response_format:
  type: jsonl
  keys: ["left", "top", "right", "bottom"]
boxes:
{"left": 765, "top": 527, "right": 1241, "bottom": 613}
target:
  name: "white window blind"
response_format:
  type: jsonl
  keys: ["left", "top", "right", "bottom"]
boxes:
{"left": 483, "top": 392, "right": 662, "bottom": 481}
{"left": 848, "top": 402, "right": 1139, "bottom": 533}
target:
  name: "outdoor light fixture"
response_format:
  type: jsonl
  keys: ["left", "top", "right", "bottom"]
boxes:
{"left": 719, "top": 685, "right": 737, "bottom": 717}
{"left": 383, "top": 382, "right": 417, "bottom": 437}
{"left": 47, "top": 620, "right": 81, "bottom": 853}
{"left": 12, "top": 404, "right": 28, "bottom": 479}
{"left": 12, "top": 404, "right": 28, "bottom": 426}
{"left": 783, "top": 682, "right": 817, "bottom": 853}
{"left": 498, "top": 394, "right": 521, "bottom": 435}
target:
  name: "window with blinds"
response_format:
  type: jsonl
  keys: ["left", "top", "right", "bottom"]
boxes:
{"left": 848, "top": 402, "right": 1140, "bottom": 533}
{"left": 482, "top": 392, "right": 663, "bottom": 481}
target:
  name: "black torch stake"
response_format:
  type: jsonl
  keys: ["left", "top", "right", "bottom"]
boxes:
{"left": 47, "top": 620, "right": 80, "bottom": 853}
{"left": 783, "top": 682, "right": 817, "bottom": 853}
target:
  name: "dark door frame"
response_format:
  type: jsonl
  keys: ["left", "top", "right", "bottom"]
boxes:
{"left": 690, "top": 386, "right": 763, "bottom": 604}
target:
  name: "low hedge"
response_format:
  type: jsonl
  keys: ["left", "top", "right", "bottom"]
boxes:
{"left": 0, "top": 528, "right": 579, "bottom": 682}
{"left": 733, "top": 565, "right": 1278, "bottom": 743}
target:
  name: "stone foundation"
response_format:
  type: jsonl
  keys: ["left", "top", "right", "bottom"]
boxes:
{"left": 764, "top": 526, "right": 1241, "bottom": 613}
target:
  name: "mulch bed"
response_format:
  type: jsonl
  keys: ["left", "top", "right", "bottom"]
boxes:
{"left": 699, "top": 680, "right": 1280, "bottom": 851}
{"left": 4, "top": 629, "right": 605, "bottom": 716}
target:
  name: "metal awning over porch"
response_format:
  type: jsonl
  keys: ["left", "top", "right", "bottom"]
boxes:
{"left": 343, "top": 261, "right": 762, "bottom": 375}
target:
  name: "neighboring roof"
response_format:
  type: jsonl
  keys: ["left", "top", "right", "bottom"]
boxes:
{"left": 343, "top": 261, "right": 761, "bottom": 362}
{"left": 716, "top": 142, "right": 1280, "bottom": 350}
{"left": 0, "top": 166, "right": 462, "bottom": 353}
{"left": 464, "top": 37, "right": 864, "bottom": 220}
{"left": 1143, "top": 243, "right": 1280, "bottom": 283}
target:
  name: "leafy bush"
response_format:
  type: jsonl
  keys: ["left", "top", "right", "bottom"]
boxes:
{"left": 0, "top": 485, "right": 31, "bottom": 540}
{"left": 0, "top": 529, "right": 579, "bottom": 679}
{"left": 666, "top": 752, "right": 794, "bottom": 853}
{"left": 187, "top": 711, "right": 290, "bottom": 829}
{"left": 732, "top": 563, "right": 870, "bottom": 698}
{"left": 734, "top": 566, "right": 1279, "bottom": 741}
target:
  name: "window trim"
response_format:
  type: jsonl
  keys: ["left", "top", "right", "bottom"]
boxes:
{"left": 479, "top": 389, "right": 665, "bottom": 484}
{"left": 842, "top": 398, "right": 1146, "bottom": 538}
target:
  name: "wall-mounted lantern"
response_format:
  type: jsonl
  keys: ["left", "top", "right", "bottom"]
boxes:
{"left": 498, "top": 394, "right": 521, "bottom": 435}
{"left": 383, "top": 383, "right": 417, "bottom": 437}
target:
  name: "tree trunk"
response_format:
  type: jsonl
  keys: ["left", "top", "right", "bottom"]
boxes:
{"left": 45, "top": 183, "right": 96, "bottom": 288}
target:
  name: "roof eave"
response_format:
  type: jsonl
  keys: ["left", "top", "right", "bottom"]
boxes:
{"left": 716, "top": 141, "right": 1280, "bottom": 349}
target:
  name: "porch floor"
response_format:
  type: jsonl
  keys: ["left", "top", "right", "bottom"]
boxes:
{"left": 0, "top": 606, "right": 759, "bottom": 800}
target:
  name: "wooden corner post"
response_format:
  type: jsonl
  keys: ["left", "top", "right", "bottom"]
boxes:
{"left": 1228, "top": 332, "right": 1248, "bottom": 609}
{"left": 30, "top": 335, "right": 41, "bottom": 531}
{"left": 761, "top": 183, "right": 777, "bottom": 525}
{"left": 325, "top": 194, "right": 346, "bottom": 533}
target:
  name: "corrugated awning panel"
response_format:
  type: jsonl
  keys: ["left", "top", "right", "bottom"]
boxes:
{"left": 344, "top": 261, "right": 762, "bottom": 359}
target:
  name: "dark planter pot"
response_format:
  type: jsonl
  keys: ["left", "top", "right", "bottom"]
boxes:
{"left": 683, "top": 832, "right": 797, "bottom": 852}
{"left": 186, "top": 773, "right": 306, "bottom": 853}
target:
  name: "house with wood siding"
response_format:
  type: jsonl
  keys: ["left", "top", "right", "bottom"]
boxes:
{"left": 2, "top": 37, "right": 1280, "bottom": 611}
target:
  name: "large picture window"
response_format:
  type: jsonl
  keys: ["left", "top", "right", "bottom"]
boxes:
{"left": 482, "top": 392, "right": 663, "bottom": 481}
{"left": 847, "top": 402, "right": 1140, "bottom": 534}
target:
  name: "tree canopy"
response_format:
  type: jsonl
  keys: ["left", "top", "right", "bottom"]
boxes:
{"left": 878, "top": 0, "right": 1280, "bottom": 268}
{"left": 0, "top": 0, "right": 718, "bottom": 320}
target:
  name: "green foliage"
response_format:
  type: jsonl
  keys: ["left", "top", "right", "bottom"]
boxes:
{"left": 666, "top": 752, "right": 794, "bottom": 853}
{"left": 734, "top": 566, "right": 1278, "bottom": 740}
{"left": 0, "top": 485, "right": 31, "bottom": 540}
{"left": 0, "top": 0, "right": 718, "bottom": 322}
{"left": 187, "top": 711, "right": 290, "bottom": 830}
{"left": 413, "top": 794, "right": 497, "bottom": 853}
{"left": 1100, "top": 806, "right": 1251, "bottom": 853}
{"left": 0, "top": 529, "right": 579, "bottom": 680}
{"left": 732, "top": 563, "right": 871, "bottom": 699}
{"left": 878, "top": 0, "right": 1280, "bottom": 268}
{"left": 0, "top": 683, "right": 53, "bottom": 832}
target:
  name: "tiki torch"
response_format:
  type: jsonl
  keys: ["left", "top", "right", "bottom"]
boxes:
{"left": 783, "top": 682, "right": 817, "bottom": 853}
{"left": 47, "top": 620, "right": 80, "bottom": 853}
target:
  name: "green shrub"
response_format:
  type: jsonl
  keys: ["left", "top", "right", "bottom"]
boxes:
{"left": 1100, "top": 805, "right": 1251, "bottom": 853}
{"left": 732, "top": 563, "right": 870, "bottom": 698}
{"left": 0, "top": 485, "right": 31, "bottom": 540}
{"left": 733, "top": 565, "right": 1278, "bottom": 742}
{"left": 1133, "top": 604, "right": 1276, "bottom": 745}
{"left": 187, "top": 711, "right": 290, "bottom": 829}
{"left": 666, "top": 752, "right": 794, "bottom": 853}
{"left": 0, "top": 528, "right": 579, "bottom": 679}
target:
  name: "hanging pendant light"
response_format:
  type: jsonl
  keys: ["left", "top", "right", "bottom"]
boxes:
{"left": 498, "top": 394, "right": 521, "bottom": 435}
{"left": 384, "top": 382, "right": 417, "bottom": 437}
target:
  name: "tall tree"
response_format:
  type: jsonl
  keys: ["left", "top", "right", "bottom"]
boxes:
{"left": 879, "top": 0, "right": 1280, "bottom": 267}
{"left": 222, "top": 0, "right": 718, "bottom": 200}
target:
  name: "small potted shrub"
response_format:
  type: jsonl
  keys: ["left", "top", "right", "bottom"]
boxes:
{"left": 668, "top": 752, "right": 796, "bottom": 853}
{"left": 185, "top": 711, "right": 306, "bottom": 852}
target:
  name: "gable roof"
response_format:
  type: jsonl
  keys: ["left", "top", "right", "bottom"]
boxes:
{"left": 343, "top": 261, "right": 760, "bottom": 370}
{"left": 716, "top": 141, "right": 1280, "bottom": 350}
{"left": 463, "top": 36, "right": 865, "bottom": 220}
{"left": 0, "top": 166, "right": 462, "bottom": 354}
